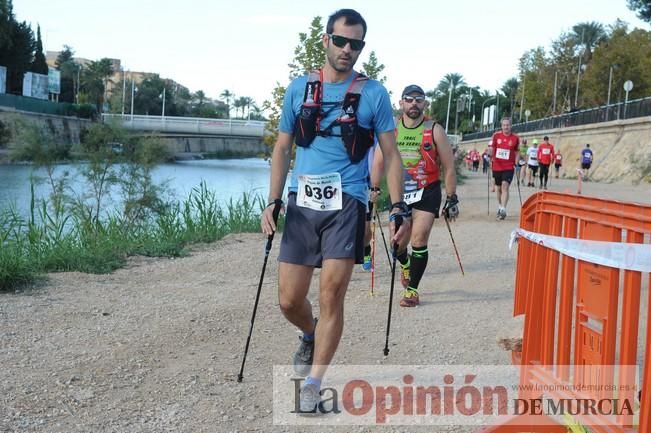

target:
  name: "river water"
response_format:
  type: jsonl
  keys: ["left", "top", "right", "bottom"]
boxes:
{"left": 0, "top": 158, "right": 271, "bottom": 217}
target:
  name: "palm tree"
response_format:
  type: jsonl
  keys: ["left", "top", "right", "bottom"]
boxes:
{"left": 437, "top": 73, "right": 466, "bottom": 133}
{"left": 80, "top": 58, "right": 114, "bottom": 112}
{"left": 249, "top": 103, "right": 263, "bottom": 120}
{"left": 437, "top": 73, "right": 466, "bottom": 96}
{"left": 501, "top": 77, "right": 520, "bottom": 116}
{"left": 233, "top": 97, "right": 244, "bottom": 119}
{"left": 242, "top": 96, "right": 254, "bottom": 119}
{"left": 571, "top": 22, "right": 607, "bottom": 62}
{"left": 220, "top": 89, "right": 234, "bottom": 118}
{"left": 193, "top": 90, "right": 206, "bottom": 109}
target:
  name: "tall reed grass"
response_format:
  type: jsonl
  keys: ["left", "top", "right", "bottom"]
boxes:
{"left": 0, "top": 180, "right": 265, "bottom": 291}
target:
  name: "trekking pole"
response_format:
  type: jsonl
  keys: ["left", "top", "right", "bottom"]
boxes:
{"left": 443, "top": 215, "right": 465, "bottom": 276}
{"left": 370, "top": 212, "right": 377, "bottom": 296}
{"left": 237, "top": 200, "right": 282, "bottom": 383}
{"left": 383, "top": 215, "right": 402, "bottom": 357}
{"left": 374, "top": 207, "right": 392, "bottom": 269}
{"left": 487, "top": 167, "right": 490, "bottom": 216}
{"left": 515, "top": 166, "right": 523, "bottom": 207}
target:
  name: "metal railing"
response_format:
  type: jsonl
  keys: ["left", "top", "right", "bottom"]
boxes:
{"left": 0, "top": 93, "right": 96, "bottom": 118}
{"left": 102, "top": 114, "right": 266, "bottom": 137}
{"left": 462, "top": 96, "right": 651, "bottom": 141}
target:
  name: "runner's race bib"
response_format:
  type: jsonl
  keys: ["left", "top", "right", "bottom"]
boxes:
{"left": 403, "top": 179, "right": 423, "bottom": 205}
{"left": 297, "top": 173, "right": 342, "bottom": 211}
{"left": 542, "top": 148, "right": 551, "bottom": 155}
{"left": 403, "top": 189, "right": 423, "bottom": 205}
{"left": 496, "top": 148, "right": 510, "bottom": 160}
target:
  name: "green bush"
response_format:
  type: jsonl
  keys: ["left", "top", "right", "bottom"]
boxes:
{"left": 0, "top": 120, "right": 10, "bottom": 147}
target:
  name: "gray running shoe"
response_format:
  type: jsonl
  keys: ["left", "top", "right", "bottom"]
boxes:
{"left": 298, "top": 383, "right": 321, "bottom": 415}
{"left": 293, "top": 335, "right": 314, "bottom": 376}
{"left": 499, "top": 208, "right": 507, "bottom": 220}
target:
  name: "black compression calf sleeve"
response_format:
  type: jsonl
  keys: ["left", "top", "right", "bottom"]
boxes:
{"left": 397, "top": 249, "right": 409, "bottom": 266}
{"left": 408, "top": 245, "right": 428, "bottom": 290}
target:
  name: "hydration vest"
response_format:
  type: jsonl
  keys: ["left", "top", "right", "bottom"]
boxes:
{"left": 395, "top": 118, "right": 440, "bottom": 188}
{"left": 294, "top": 69, "right": 375, "bottom": 163}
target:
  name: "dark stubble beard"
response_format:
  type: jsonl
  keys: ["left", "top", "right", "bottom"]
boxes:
{"left": 405, "top": 107, "right": 422, "bottom": 120}
{"left": 326, "top": 50, "right": 355, "bottom": 74}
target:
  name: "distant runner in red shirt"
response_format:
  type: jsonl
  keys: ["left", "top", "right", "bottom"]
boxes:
{"left": 554, "top": 150, "right": 562, "bottom": 178}
{"left": 536, "top": 135, "right": 555, "bottom": 189}
{"left": 490, "top": 117, "right": 520, "bottom": 220}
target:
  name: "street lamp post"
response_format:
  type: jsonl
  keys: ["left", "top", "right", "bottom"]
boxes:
{"left": 130, "top": 79, "right": 135, "bottom": 121}
{"left": 121, "top": 69, "right": 126, "bottom": 116}
{"left": 623, "top": 80, "right": 634, "bottom": 118}
{"left": 574, "top": 28, "right": 585, "bottom": 109}
{"left": 161, "top": 87, "right": 166, "bottom": 118}
{"left": 445, "top": 85, "right": 453, "bottom": 134}
{"left": 574, "top": 63, "right": 587, "bottom": 109}
{"left": 552, "top": 70, "right": 558, "bottom": 114}
{"left": 494, "top": 91, "right": 500, "bottom": 130}
{"left": 519, "top": 74, "right": 526, "bottom": 122}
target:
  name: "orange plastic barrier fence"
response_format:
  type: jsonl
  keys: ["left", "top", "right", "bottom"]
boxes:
{"left": 478, "top": 191, "right": 651, "bottom": 433}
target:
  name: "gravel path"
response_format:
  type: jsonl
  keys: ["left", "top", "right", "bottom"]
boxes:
{"left": 1, "top": 173, "right": 649, "bottom": 433}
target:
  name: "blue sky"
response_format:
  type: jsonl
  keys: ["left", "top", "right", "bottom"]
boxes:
{"left": 13, "top": 0, "right": 649, "bottom": 110}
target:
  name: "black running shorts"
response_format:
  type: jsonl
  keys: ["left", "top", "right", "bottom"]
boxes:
{"left": 493, "top": 170, "right": 514, "bottom": 185}
{"left": 409, "top": 181, "right": 442, "bottom": 217}
{"left": 528, "top": 165, "right": 539, "bottom": 175}
{"left": 279, "top": 193, "right": 366, "bottom": 267}
{"left": 581, "top": 162, "right": 592, "bottom": 170}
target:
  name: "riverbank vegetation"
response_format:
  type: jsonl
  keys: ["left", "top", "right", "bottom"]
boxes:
{"left": 0, "top": 122, "right": 264, "bottom": 291}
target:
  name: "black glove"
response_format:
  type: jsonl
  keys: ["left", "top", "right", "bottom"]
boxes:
{"left": 443, "top": 194, "right": 459, "bottom": 220}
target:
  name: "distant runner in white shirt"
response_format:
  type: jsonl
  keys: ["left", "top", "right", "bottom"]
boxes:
{"left": 526, "top": 139, "right": 539, "bottom": 187}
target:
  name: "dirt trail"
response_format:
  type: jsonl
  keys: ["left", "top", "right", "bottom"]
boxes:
{"left": 1, "top": 173, "right": 649, "bottom": 433}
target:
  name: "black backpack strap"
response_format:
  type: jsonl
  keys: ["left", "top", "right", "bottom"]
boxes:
{"left": 341, "top": 74, "right": 368, "bottom": 117}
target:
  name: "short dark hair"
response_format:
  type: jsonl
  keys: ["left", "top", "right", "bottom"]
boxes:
{"left": 543, "top": 136, "right": 549, "bottom": 140}
{"left": 326, "top": 9, "right": 367, "bottom": 38}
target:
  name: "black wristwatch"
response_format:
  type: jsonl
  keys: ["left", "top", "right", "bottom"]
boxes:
{"left": 447, "top": 193, "right": 458, "bottom": 201}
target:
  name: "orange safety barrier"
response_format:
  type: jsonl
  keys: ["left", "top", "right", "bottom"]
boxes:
{"left": 478, "top": 191, "right": 651, "bottom": 433}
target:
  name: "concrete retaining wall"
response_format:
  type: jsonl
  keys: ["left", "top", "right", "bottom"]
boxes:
{"left": 459, "top": 117, "right": 651, "bottom": 183}
{"left": 159, "top": 135, "right": 266, "bottom": 157}
{"left": 0, "top": 108, "right": 91, "bottom": 149}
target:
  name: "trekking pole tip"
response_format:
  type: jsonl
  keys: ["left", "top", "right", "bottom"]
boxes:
{"left": 237, "top": 375, "right": 243, "bottom": 383}
{"left": 383, "top": 348, "right": 389, "bottom": 356}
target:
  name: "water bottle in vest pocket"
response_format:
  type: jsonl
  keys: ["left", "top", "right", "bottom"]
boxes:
{"left": 294, "top": 102, "right": 319, "bottom": 147}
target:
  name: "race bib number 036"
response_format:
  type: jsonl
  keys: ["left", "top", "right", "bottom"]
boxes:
{"left": 496, "top": 148, "right": 510, "bottom": 160}
{"left": 297, "top": 173, "right": 342, "bottom": 211}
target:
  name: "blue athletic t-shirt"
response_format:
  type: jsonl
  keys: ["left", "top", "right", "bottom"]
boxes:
{"left": 581, "top": 148, "right": 593, "bottom": 164}
{"left": 279, "top": 71, "right": 395, "bottom": 204}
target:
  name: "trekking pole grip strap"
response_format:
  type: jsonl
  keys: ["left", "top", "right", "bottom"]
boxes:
{"left": 270, "top": 199, "right": 283, "bottom": 225}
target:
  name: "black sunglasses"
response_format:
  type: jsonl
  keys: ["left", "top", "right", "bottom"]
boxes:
{"left": 328, "top": 34, "right": 365, "bottom": 51}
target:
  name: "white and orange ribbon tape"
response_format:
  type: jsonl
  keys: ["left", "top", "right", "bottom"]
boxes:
{"left": 510, "top": 228, "right": 651, "bottom": 273}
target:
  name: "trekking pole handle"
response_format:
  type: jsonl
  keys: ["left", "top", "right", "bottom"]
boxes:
{"left": 266, "top": 199, "right": 283, "bottom": 251}
{"left": 389, "top": 213, "right": 403, "bottom": 255}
